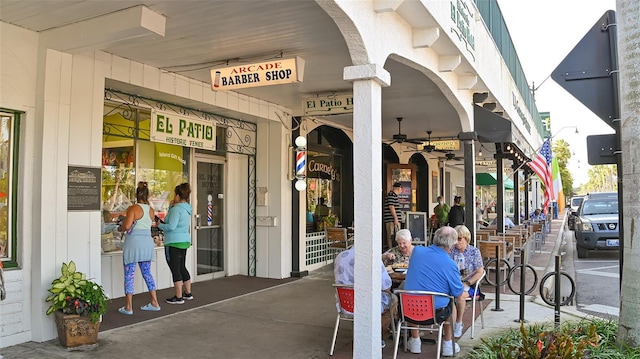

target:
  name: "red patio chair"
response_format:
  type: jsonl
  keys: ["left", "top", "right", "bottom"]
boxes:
{"left": 392, "top": 290, "right": 454, "bottom": 359}
{"left": 329, "top": 284, "right": 396, "bottom": 356}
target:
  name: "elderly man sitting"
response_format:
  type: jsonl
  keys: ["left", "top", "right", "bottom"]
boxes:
{"left": 334, "top": 246, "right": 398, "bottom": 349}
{"left": 403, "top": 226, "right": 468, "bottom": 356}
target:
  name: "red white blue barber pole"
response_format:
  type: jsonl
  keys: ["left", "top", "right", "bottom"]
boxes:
{"left": 294, "top": 136, "right": 307, "bottom": 191}
{"left": 207, "top": 194, "right": 213, "bottom": 226}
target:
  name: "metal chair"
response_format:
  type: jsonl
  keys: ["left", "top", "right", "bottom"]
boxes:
{"left": 329, "top": 284, "right": 396, "bottom": 356}
{"left": 326, "top": 227, "right": 350, "bottom": 252}
{"left": 392, "top": 290, "right": 454, "bottom": 359}
{"left": 467, "top": 269, "right": 486, "bottom": 339}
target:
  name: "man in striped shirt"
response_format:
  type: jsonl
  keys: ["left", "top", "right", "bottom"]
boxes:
{"left": 383, "top": 182, "right": 402, "bottom": 250}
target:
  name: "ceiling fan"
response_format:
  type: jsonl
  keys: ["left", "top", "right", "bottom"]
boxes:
{"left": 439, "top": 151, "right": 463, "bottom": 161}
{"left": 386, "top": 117, "right": 423, "bottom": 145}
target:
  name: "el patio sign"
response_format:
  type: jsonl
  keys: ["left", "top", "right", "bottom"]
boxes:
{"left": 210, "top": 57, "right": 305, "bottom": 91}
{"left": 303, "top": 94, "right": 354, "bottom": 116}
{"left": 150, "top": 110, "right": 216, "bottom": 150}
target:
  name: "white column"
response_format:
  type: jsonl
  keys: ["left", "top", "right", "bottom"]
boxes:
{"left": 618, "top": 0, "right": 640, "bottom": 347}
{"left": 344, "top": 64, "right": 390, "bottom": 359}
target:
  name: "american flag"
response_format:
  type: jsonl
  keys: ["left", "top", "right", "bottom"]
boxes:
{"left": 528, "top": 139, "right": 554, "bottom": 214}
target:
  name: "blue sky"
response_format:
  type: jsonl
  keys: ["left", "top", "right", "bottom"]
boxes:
{"left": 497, "top": 0, "right": 617, "bottom": 186}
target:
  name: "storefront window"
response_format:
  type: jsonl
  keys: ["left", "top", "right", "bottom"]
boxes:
{"left": 0, "top": 110, "right": 19, "bottom": 267}
{"left": 306, "top": 149, "right": 342, "bottom": 231}
{"left": 101, "top": 104, "right": 188, "bottom": 252}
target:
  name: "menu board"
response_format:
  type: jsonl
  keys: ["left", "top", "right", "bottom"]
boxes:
{"left": 387, "top": 164, "right": 417, "bottom": 213}
{"left": 406, "top": 211, "right": 428, "bottom": 245}
{"left": 68, "top": 166, "right": 101, "bottom": 211}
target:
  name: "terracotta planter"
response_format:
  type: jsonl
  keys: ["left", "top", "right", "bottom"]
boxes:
{"left": 54, "top": 311, "right": 100, "bottom": 348}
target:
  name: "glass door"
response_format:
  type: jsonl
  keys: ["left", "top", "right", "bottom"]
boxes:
{"left": 193, "top": 156, "right": 225, "bottom": 279}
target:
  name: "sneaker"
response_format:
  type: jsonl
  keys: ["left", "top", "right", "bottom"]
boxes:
{"left": 442, "top": 341, "right": 460, "bottom": 357}
{"left": 454, "top": 322, "right": 463, "bottom": 337}
{"left": 408, "top": 337, "right": 421, "bottom": 354}
{"left": 165, "top": 296, "right": 184, "bottom": 304}
{"left": 183, "top": 292, "right": 194, "bottom": 300}
{"left": 381, "top": 340, "right": 386, "bottom": 349}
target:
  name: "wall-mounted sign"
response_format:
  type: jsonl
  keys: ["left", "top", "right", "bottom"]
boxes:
{"left": 67, "top": 166, "right": 101, "bottom": 211}
{"left": 302, "top": 94, "right": 353, "bottom": 116}
{"left": 476, "top": 160, "right": 496, "bottom": 166}
{"left": 150, "top": 110, "right": 216, "bottom": 151}
{"left": 431, "top": 140, "right": 460, "bottom": 151}
{"left": 210, "top": 57, "right": 305, "bottom": 91}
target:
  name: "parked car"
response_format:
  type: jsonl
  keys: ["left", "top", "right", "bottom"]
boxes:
{"left": 567, "top": 195, "right": 584, "bottom": 230}
{"left": 573, "top": 192, "right": 619, "bottom": 258}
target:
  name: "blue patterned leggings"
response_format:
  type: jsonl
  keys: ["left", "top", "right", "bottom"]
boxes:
{"left": 123, "top": 261, "right": 156, "bottom": 295}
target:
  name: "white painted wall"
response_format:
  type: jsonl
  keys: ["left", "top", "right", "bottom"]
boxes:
{"left": 0, "top": 22, "right": 38, "bottom": 347}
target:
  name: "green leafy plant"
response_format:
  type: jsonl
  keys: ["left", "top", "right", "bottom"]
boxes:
{"left": 45, "top": 261, "right": 109, "bottom": 323}
{"left": 324, "top": 213, "right": 339, "bottom": 227}
{"left": 467, "top": 318, "right": 640, "bottom": 359}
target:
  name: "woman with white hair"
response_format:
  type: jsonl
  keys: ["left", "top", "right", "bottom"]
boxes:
{"left": 450, "top": 224, "right": 484, "bottom": 338}
{"left": 382, "top": 229, "right": 414, "bottom": 283}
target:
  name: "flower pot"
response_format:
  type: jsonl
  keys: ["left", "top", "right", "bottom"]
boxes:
{"left": 54, "top": 310, "right": 100, "bottom": 348}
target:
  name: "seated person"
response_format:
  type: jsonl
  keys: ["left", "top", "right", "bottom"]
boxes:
{"left": 530, "top": 208, "right": 546, "bottom": 221}
{"left": 403, "top": 226, "right": 467, "bottom": 356}
{"left": 488, "top": 214, "right": 515, "bottom": 229}
{"left": 334, "top": 245, "right": 398, "bottom": 349}
{"left": 314, "top": 197, "right": 330, "bottom": 218}
{"left": 450, "top": 225, "right": 485, "bottom": 338}
{"left": 382, "top": 229, "right": 414, "bottom": 284}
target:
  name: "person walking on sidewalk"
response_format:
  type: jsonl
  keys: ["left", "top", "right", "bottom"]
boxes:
{"left": 158, "top": 183, "right": 194, "bottom": 304}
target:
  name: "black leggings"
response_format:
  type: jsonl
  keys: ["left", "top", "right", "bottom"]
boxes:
{"left": 164, "top": 246, "right": 191, "bottom": 283}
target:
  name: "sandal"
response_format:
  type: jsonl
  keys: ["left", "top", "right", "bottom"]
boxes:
{"left": 118, "top": 306, "right": 133, "bottom": 315}
{"left": 140, "top": 303, "right": 161, "bottom": 311}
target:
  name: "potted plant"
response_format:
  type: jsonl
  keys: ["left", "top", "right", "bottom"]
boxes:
{"left": 324, "top": 213, "right": 339, "bottom": 228}
{"left": 45, "top": 261, "right": 109, "bottom": 348}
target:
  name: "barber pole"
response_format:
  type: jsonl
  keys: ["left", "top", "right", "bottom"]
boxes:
{"left": 296, "top": 149, "right": 306, "bottom": 178}
{"left": 207, "top": 194, "right": 213, "bottom": 226}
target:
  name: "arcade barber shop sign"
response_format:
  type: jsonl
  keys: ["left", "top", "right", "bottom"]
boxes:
{"left": 150, "top": 110, "right": 216, "bottom": 150}
{"left": 210, "top": 57, "right": 305, "bottom": 91}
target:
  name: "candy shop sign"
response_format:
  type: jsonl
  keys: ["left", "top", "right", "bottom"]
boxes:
{"left": 150, "top": 110, "right": 216, "bottom": 150}
{"left": 210, "top": 57, "right": 305, "bottom": 91}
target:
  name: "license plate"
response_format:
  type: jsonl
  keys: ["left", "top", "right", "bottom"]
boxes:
{"left": 606, "top": 239, "right": 619, "bottom": 247}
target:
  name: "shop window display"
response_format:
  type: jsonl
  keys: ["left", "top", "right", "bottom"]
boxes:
{"left": 101, "top": 104, "right": 188, "bottom": 252}
{"left": 0, "top": 110, "right": 19, "bottom": 267}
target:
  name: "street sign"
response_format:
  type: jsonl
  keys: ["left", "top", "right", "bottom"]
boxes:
{"left": 551, "top": 10, "right": 619, "bottom": 128}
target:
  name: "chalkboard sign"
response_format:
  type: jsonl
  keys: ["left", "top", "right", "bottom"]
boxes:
{"left": 406, "top": 211, "right": 428, "bottom": 246}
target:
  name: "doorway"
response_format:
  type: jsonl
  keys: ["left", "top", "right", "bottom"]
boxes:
{"left": 193, "top": 154, "right": 225, "bottom": 280}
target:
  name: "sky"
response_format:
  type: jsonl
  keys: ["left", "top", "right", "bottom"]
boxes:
{"left": 496, "top": 0, "right": 617, "bottom": 187}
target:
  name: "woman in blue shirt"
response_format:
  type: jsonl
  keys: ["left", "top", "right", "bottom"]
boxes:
{"left": 158, "top": 183, "right": 193, "bottom": 304}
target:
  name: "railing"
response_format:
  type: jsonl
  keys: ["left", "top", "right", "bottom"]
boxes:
{"left": 303, "top": 232, "right": 332, "bottom": 272}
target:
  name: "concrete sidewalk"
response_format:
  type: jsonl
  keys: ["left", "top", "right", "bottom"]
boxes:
{"left": 1, "top": 216, "right": 590, "bottom": 358}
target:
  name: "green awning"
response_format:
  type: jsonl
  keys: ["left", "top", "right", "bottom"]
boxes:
{"left": 476, "top": 173, "right": 514, "bottom": 190}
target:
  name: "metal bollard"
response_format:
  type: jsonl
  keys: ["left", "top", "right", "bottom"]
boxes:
{"left": 518, "top": 249, "right": 526, "bottom": 323}
{"left": 491, "top": 245, "right": 503, "bottom": 311}
{"left": 554, "top": 255, "right": 561, "bottom": 328}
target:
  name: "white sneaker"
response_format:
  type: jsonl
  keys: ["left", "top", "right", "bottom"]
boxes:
{"left": 454, "top": 322, "right": 463, "bottom": 337}
{"left": 381, "top": 339, "right": 386, "bottom": 349}
{"left": 442, "top": 341, "right": 460, "bottom": 357}
{"left": 408, "top": 337, "right": 421, "bottom": 354}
